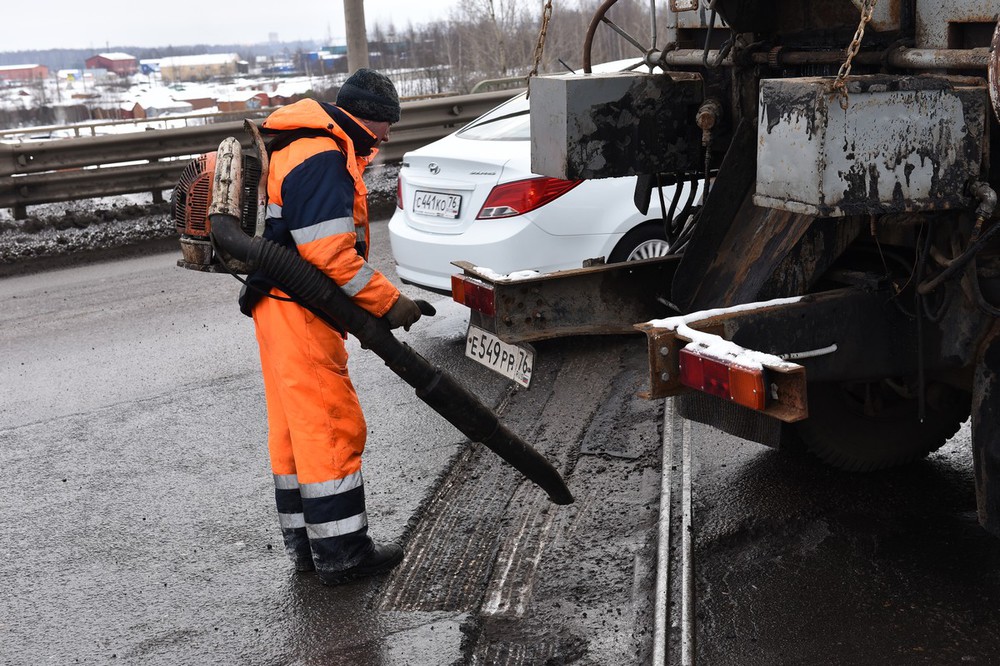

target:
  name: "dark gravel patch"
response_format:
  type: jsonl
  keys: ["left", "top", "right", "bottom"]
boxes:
{"left": 0, "top": 201, "right": 177, "bottom": 277}
{"left": 0, "top": 163, "right": 399, "bottom": 278}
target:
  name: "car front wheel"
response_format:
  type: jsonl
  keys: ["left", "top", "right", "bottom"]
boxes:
{"left": 608, "top": 222, "right": 671, "bottom": 263}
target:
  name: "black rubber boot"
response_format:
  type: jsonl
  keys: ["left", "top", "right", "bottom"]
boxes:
{"left": 293, "top": 553, "right": 315, "bottom": 572}
{"left": 281, "top": 526, "right": 315, "bottom": 572}
{"left": 319, "top": 542, "right": 404, "bottom": 586}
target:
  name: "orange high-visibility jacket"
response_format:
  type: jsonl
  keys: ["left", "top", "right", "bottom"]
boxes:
{"left": 257, "top": 98, "right": 399, "bottom": 318}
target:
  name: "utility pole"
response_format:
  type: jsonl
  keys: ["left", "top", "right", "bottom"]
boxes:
{"left": 343, "top": 0, "right": 370, "bottom": 73}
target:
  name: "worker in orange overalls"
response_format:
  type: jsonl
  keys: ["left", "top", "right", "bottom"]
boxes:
{"left": 239, "top": 69, "right": 423, "bottom": 586}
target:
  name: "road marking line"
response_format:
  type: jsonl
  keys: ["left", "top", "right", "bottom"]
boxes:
{"left": 681, "top": 417, "right": 695, "bottom": 666}
{"left": 652, "top": 400, "right": 674, "bottom": 665}
{"left": 654, "top": 400, "right": 696, "bottom": 665}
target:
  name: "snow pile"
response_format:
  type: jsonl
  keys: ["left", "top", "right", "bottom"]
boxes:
{"left": 647, "top": 298, "right": 805, "bottom": 371}
{"left": 470, "top": 266, "right": 542, "bottom": 281}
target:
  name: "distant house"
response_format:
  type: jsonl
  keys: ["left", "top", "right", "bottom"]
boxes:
{"left": 172, "top": 95, "right": 216, "bottom": 111}
{"left": 0, "top": 64, "right": 49, "bottom": 83}
{"left": 266, "top": 80, "right": 311, "bottom": 107}
{"left": 169, "top": 83, "right": 220, "bottom": 110}
{"left": 267, "top": 91, "right": 303, "bottom": 107}
{"left": 159, "top": 54, "right": 241, "bottom": 83}
{"left": 127, "top": 90, "right": 195, "bottom": 119}
{"left": 85, "top": 53, "right": 139, "bottom": 77}
{"left": 57, "top": 68, "right": 83, "bottom": 81}
{"left": 217, "top": 91, "right": 269, "bottom": 112}
{"left": 303, "top": 51, "right": 347, "bottom": 75}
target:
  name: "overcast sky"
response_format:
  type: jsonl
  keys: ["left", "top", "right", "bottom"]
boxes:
{"left": 2, "top": 0, "right": 459, "bottom": 51}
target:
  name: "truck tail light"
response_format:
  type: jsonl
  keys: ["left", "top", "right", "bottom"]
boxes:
{"left": 451, "top": 274, "right": 496, "bottom": 316}
{"left": 678, "top": 347, "right": 766, "bottom": 411}
{"left": 477, "top": 177, "right": 583, "bottom": 219}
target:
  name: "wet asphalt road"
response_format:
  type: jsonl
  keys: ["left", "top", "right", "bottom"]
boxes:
{"left": 0, "top": 243, "right": 507, "bottom": 664}
{"left": 685, "top": 417, "right": 1000, "bottom": 666}
{"left": 3, "top": 219, "right": 1000, "bottom": 664}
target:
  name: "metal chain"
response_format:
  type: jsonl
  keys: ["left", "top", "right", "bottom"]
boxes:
{"left": 834, "top": 0, "right": 878, "bottom": 110}
{"left": 526, "top": 0, "right": 554, "bottom": 96}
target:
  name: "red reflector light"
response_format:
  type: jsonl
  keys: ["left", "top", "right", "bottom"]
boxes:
{"left": 678, "top": 347, "right": 766, "bottom": 411}
{"left": 450, "top": 275, "right": 496, "bottom": 316}
{"left": 477, "top": 177, "right": 583, "bottom": 219}
{"left": 451, "top": 274, "right": 466, "bottom": 302}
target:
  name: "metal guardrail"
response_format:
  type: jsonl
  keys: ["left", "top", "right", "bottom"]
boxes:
{"left": 0, "top": 108, "right": 272, "bottom": 140}
{"left": 0, "top": 89, "right": 524, "bottom": 218}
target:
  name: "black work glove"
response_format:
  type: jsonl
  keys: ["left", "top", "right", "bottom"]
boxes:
{"left": 384, "top": 294, "right": 423, "bottom": 331}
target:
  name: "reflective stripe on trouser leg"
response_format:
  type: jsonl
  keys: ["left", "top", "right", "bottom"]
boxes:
{"left": 274, "top": 474, "right": 311, "bottom": 567}
{"left": 253, "top": 291, "right": 372, "bottom": 573}
{"left": 301, "top": 469, "right": 372, "bottom": 571}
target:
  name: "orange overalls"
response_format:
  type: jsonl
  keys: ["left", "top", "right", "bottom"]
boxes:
{"left": 249, "top": 99, "right": 401, "bottom": 574}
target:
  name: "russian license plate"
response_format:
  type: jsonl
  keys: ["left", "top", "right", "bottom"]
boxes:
{"left": 465, "top": 324, "right": 534, "bottom": 388}
{"left": 413, "top": 190, "right": 461, "bottom": 218}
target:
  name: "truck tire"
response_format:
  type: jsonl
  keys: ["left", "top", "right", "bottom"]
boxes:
{"left": 608, "top": 222, "right": 670, "bottom": 262}
{"left": 793, "top": 380, "right": 970, "bottom": 472}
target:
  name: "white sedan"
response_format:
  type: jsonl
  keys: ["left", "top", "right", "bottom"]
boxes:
{"left": 388, "top": 84, "right": 694, "bottom": 294}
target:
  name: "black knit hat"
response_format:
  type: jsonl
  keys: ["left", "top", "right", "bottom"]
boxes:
{"left": 336, "top": 69, "right": 401, "bottom": 124}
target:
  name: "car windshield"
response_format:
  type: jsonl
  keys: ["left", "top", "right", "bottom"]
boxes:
{"left": 457, "top": 95, "right": 530, "bottom": 141}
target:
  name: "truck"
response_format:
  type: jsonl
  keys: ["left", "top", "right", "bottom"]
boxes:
{"left": 448, "top": 1, "right": 1000, "bottom": 533}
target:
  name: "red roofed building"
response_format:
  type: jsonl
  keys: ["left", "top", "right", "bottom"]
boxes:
{"left": 0, "top": 64, "right": 48, "bottom": 82}
{"left": 85, "top": 53, "right": 138, "bottom": 76}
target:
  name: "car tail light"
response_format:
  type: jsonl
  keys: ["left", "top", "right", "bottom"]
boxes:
{"left": 451, "top": 275, "right": 496, "bottom": 316}
{"left": 477, "top": 177, "right": 583, "bottom": 219}
{"left": 396, "top": 175, "right": 403, "bottom": 209}
{"left": 677, "top": 347, "right": 766, "bottom": 411}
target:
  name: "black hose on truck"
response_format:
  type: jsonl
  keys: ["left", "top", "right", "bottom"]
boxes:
{"left": 208, "top": 138, "right": 573, "bottom": 505}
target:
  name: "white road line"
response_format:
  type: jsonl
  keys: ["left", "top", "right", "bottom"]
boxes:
{"left": 681, "top": 418, "right": 695, "bottom": 666}
{"left": 654, "top": 400, "right": 696, "bottom": 665}
{"left": 652, "top": 399, "right": 674, "bottom": 665}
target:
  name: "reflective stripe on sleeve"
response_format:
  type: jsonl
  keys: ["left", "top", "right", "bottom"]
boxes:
{"left": 340, "top": 262, "right": 375, "bottom": 297}
{"left": 299, "top": 470, "right": 363, "bottom": 498}
{"left": 278, "top": 512, "right": 306, "bottom": 529}
{"left": 306, "top": 512, "right": 368, "bottom": 539}
{"left": 273, "top": 474, "right": 299, "bottom": 490}
{"left": 290, "top": 216, "right": 355, "bottom": 245}
{"left": 266, "top": 203, "right": 283, "bottom": 219}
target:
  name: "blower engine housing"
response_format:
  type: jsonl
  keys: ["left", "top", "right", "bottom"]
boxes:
{"left": 174, "top": 151, "right": 261, "bottom": 272}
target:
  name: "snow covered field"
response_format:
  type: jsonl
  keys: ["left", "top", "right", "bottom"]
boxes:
{"left": 0, "top": 66, "right": 449, "bottom": 139}
{"left": 0, "top": 65, "right": 422, "bottom": 272}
